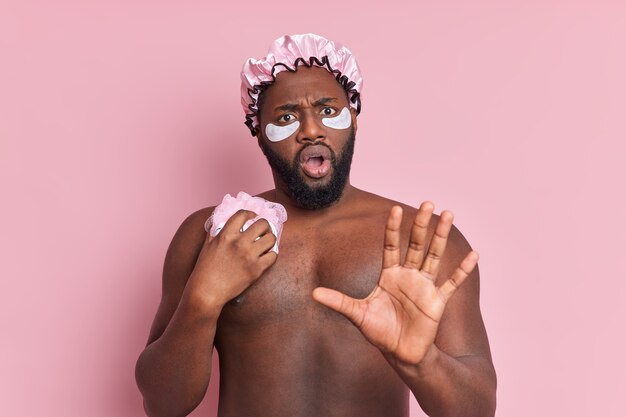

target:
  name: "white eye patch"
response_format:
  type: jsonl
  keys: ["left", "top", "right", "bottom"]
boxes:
{"left": 265, "top": 121, "right": 300, "bottom": 142}
{"left": 322, "top": 107, "right": 351, "bottom": 129}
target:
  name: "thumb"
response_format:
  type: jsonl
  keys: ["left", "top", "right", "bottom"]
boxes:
{"left": 312, "top": 287, "right": 363, "bottom": 327}
{"left": 204, "top": 217, "right": 215, "bottom": 244}
{"left": 203, "top": 225, "right": 214, "bottom": 243}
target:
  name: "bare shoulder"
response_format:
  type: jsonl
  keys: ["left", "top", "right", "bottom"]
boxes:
{"left": 167, "top": 206, "right": 216, "bottom": 256}
{"left": 356, "top": 189, "right": 476, "bottom": 283}
{"left": 368, "top": 190, "right": 471, "bottom": 243}
{"left": 144, "top": 206, "right": 216, "bottom": 347}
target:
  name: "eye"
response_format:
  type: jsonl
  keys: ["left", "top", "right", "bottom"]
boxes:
{"left": 321, "top": 107, "right": 337, "bottom": 116}
{"left": 278, "top": 113, "right": 296, "bottom": 123}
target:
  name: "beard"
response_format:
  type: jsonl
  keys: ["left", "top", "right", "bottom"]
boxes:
{"left": 259, "top": 127, "right": 356, "bottom": 210}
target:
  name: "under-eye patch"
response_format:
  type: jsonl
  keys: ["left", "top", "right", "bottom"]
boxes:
{"left": 265, "top": 121, "right": 300, "bottom": 142}
{"left": 322, "top": 107, "right": 351, "bottom": 130}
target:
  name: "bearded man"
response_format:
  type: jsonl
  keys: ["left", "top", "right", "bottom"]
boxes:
{"left": 135, "top": 33, "right": 497, "bottom": 417}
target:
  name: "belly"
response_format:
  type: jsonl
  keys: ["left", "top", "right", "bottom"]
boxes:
{"left": 215, "top": 303, "right": 408, "bottom": 417}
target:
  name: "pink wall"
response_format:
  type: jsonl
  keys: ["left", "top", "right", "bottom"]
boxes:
{"left": 1, "top": 1, "right": 624, "bottom": 416}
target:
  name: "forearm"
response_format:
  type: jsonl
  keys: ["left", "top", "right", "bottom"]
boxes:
{"left": 135, "top": 289, "right": 223, "bottom": 417}
{"left": 384, "top": 345, "right": 496, "bottom": 417}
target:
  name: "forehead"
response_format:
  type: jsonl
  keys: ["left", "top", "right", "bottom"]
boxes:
{"left": 261, "top": 66, "right": 348, "bottom": 108}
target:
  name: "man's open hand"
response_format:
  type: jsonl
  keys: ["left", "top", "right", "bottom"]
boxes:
{"left": 312, "top": 202, "right": 479, "bottom": 365}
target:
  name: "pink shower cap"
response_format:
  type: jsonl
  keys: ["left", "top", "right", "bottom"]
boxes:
{"left": 204, "top": 191, "right": 288, "bottom": 253}
{"left": 240, "top": 33, "right": 363, "bottom": 136}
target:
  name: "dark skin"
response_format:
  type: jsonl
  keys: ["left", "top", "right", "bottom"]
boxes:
{"left": 135, "top": 66, "right": 497, "bottom": 417}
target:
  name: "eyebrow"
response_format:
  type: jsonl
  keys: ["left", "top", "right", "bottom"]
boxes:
{"left": 273, "top": 97, "right": 337, "bottom": 112}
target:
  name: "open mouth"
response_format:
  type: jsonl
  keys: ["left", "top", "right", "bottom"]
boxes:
{"left": 305, "top": 155, "right": 324, "bottom": 167}
{"left": 299, "top": 145, "right": 332, "bottom": 179}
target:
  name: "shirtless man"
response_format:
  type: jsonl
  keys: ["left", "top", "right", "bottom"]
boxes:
{"left": 135, "top": 34, "right": 497, "bottom": 417}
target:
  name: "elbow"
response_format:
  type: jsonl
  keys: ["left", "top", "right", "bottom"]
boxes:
{"left": 140, "top": 393, "right": 202, "bottom": 417}
{"left": 482, "top": 389, "right": 497, "bottom": 417}
{"left": 452, "top": 385, "right": 496, "bottom": 417}
{"left": 473, "top": 358, "right": 497, "bottom": 417}
{"left": 489, "top": 376, "right": 498, "bottom": 416}
{"left": 457, "top": 364, "right": 497, "bottom": 417}
{"left": 481, "top": 367, "right": 498, "bottom": 417}
{"left": 456, "top": 356, "right": 498, "bottom": 417}
{"left": 135, "top": 353, "right": 203, "bottom": 417}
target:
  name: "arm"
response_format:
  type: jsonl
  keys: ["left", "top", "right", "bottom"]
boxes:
{"left": 135, "top": 288, "right": 221, "bottom": 417}
{"left": 384, "top": 344, "right": 496, "bottom": 417}
{"left": 313, "top": 203, "right": 496, "bottom": 417}
{"left": 134, "top": 208, "right": 219, "bottom": 417}
{"left": 383, "top": 253, "right": 496, "bottom": 416}
{"left": 135, "top": 209, "right": 277, "bottom": 417}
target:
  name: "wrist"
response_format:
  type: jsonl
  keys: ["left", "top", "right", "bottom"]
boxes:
{"left": 181, "top": 282, "right": 225, "bottom": 320}
{"left": 413, "top": 344, "right": 442, "bottom": 378}
{"left": 383, "top": 344, "right": 442, "bottom": 379}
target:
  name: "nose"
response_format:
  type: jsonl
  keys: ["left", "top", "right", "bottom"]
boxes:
{"left": 296, "top": 111, "right": 326, "bottom": 144}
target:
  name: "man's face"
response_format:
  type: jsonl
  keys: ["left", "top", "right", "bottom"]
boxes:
{"left": 256, "top": 66, "right": 358, "bottom": 210}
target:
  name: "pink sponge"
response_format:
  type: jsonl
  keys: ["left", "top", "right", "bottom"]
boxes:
{"left": 204, "top": 191, "right": 288, "bottom": 253}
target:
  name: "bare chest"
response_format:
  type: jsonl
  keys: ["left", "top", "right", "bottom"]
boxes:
{"left": 216, "top": 221, "right": 385, "bottom": 328}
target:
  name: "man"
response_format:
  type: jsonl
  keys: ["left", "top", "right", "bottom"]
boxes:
{"left": 135, "top": 33, "right": 497, "bottom": 417}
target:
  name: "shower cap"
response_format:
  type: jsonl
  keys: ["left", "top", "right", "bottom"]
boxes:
{"left": 204, "top": 191, "right": 288, "bottom": 253}
{"left": 240, "top": 33, "right": 363, "bottom": 136}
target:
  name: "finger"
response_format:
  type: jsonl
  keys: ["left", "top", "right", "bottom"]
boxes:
{"left": 438, "top": 251, "right": 479, "bottom": 303}
{"left": 258, "top": 250, "right": 278, "bottom": 270}
{"left": 420, "top": 210, "right": 454, "bottom": 280}
{"left": 222, "top": 210, "right": 257, "bottom": 234}
{"left": 206, "top": 225, "right": 219, "bottom": 244}
{"left": 312, "top": 287, "right": 364, "bottom": 327}
{"left": 252, "top": 231, "right": 277, "bottom": 256}
{"left": 204, "top": 218, "right": 215, "bottom": 243}
{"left": 242, "top": 217, "right": 272, "bottom": 240}
{"left": 383, "top": 206, "right": 403, "bottom": 269}
{"left": 203, "top": 221, "right": 215, "bottom": 243}
{"left": 404, "top": 201, "right": 434, "bottom": 269}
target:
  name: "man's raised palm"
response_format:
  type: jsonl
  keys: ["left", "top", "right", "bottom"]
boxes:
{"left": 312, "top": 202, "right": 479, "bottom": 365}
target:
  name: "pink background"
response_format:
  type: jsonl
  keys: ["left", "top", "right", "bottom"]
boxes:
{"left": 1, "top": 1, "right": 624, "bottom": 416}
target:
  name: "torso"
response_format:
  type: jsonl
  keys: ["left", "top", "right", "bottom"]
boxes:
{"left": 213, "top": 188, "right": 424, "bottom": 417}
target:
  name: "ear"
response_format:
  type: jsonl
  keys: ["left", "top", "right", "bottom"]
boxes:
{"left": 350, "top": 107, "right": 358, "bottom": 133}
{"left": 256, "top": 130, "right": 266, "bottom": 155}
